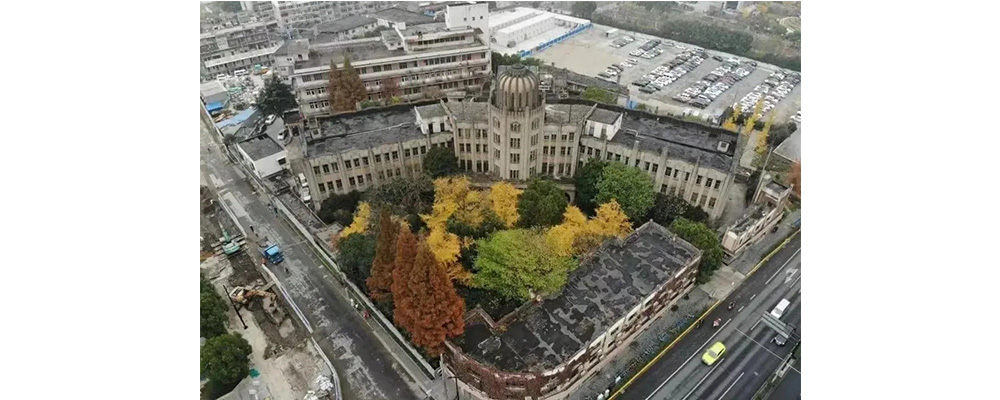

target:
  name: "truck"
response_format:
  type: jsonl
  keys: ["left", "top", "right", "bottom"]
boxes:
{"left": 258, "top": 237, "right": 285, "bottom": 264}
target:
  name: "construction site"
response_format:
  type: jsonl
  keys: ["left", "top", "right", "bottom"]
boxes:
{"left": 200, "top": 185, "right": 338, "bottom": 400}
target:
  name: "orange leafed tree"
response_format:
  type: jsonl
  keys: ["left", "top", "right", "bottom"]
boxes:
{"left": 367, "top": 209, "right": 399, "bottom": 302}
{"left": 391, "top": 228, "right": 419, "bottom": 330}
{"left": 790, "top": 161, "right": 801, "bottom": 197}
{"left": 395, "top": 237, "right": 465, "bottom": 356}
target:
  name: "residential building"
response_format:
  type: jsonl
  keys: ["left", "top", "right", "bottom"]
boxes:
{"left": 291, "top": 64, "right": 740, "bottom": 222}
{"left": 720, "top": 179, "right": 792, "bottom": 261}
{"left": 308, "top": 15, "right": 380, "bottom": 42}
{"left": 200, "top": 80, "right": 230, "bottom": 115}
{"left": 236, "top": 134, "right": 289, "bottom": 180}
{"left": 200, "top": 20, "right": 282, "bottom": 79}
{"left": 446, "top": 220, "right": 702, "bottom": 400}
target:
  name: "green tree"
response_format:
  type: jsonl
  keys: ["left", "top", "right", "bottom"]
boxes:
{"left": 669, "top": 217, "right": 725, "bottom": 283}
{"left": 327, "top": 58, "right": 342, "bottom": 114}
{"left": 201, "top": 333, "right": 253, "bottom": 386}
{"left": 337, "top": 233, "right": 376, "bottom": 287}
{"left": 571, "top": 1, "right": 598, "bottom": 19}
{"left": 255, "top": 74, "right": 297, "bottom": 118}
{"left": 491, "top": 52, "right": 544, "bottom": 74}
{"left": 472, "top": 229, "right": 575, "bottom": 301}
{"left": 422, "top": 146, "right": 459, "bottom": 178}
{"left": 649, "top": 193, "right": 709, "bottom": 227}
{"left": 517, "top": 179, "right": 568, "bottom": 228}
{"left": 364, "top": 175, "right": 435, "bottom": 224}
{"left": 596, "top": 162, "right": 655, "bottom": 223}
{"left": 200, "top": 275, "right": 229, "bottom": 340}
{"left": 766, "top": 122, "right": 796, "bottom": 148}
{"left": 318, "top": 190, "right": 362, "bottom": 226}
{"left": 573, "top": 159, "right": 609, "bottom": 216}
{"left": 581, "top": 87, "right": 616, "bottom": 104}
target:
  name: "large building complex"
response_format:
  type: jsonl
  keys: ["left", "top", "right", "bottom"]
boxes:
{"left": 285, "top": 4, "right": 492, "bottom": 119}
{"left": 447, "top": 220, "right": 702, "bottom": 399}
{"left": 289, "top": 65, "right": 740, "bottom": 222}
{"left": 200, "top": 21, "right": 281, "bottom": 78}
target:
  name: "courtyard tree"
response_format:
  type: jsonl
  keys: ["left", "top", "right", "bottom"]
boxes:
{"left": 337, "top": 233, "right": 376, "bottom": 287}
{"left": 581, "top": 87, "right": 616, "bottom": 104}
{"left": 422, "top": 146, "right": 460, "bottom": 178}
{"left": 364, "top": 175, "right": 435, "bottom": 226}
{"left": 595, "top": 162, "right": 655, "bottom": 223}
{"left": 473, "top": 229, "right": 575, "bottom": 301}
{"left": 545, "top": 205, "right": 588, "bottom": 257}
{"left": 517, "top": 178, "right": 568, "bottom": 228}
{"left": 391, "top": 227, "right": 419, "bottom": 330}
{"left": 255, "top": 74, "right": 297, "bottom": 118}
{"left": 395, "top": 237, "right": 466, "bottom": 356}
{"left": 367, "top": 209, "right": 399, "bottom": 302}
{"left": 333, "top": 56, "right": 367, "bottom": 112}
{"left": 201, "top": 333, "right": 253, "bottom": 387}
{"left": 318, "top": 190, "right": 362, "bottom": 226}
{"left": 669, "top": 217, "right": 725, "bottom": 283}
{"left": 573, "top": 159, "right": 608, "bottom": 216}
{"left": 338, "top": 202, "right": 372, "bottom": 241}
{"left": 326, "top": 58, "right": 342, "bottom": 114}
{"left": 488, "top": 181, "right": 522, "bottom": 228}
{"left": 648, "top": 193, "right": 709, "bottom": 227}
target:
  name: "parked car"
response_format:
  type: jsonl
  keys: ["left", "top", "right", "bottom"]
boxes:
{"left": 265, "top": 114, "right": 276, "bottom": 125}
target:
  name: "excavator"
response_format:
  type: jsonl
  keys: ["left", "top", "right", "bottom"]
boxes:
{"left": 229, "top": 282, "right": 276, "bottom": 305}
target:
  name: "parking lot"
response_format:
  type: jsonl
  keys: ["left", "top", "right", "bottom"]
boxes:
{"left": 533, "top": 23, "right": 801, "bottom": 123}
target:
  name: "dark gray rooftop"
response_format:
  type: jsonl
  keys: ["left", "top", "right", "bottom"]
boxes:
{"left": 316, "top": 15, "right": 377, "bottom": 34}
{"left": 453, "top": 221, "right": 701, "bottom": 372}
{"left": 544, "top": 104, "right": 592, "bottom": 126}
{"left": 774, "top": 125, "right": 800, "bottom": 162}
{"left": 414, "top": 103, "right": 449, "bottom": 120}
{"left": 611, "top": 112, "right": 738, "bottom": 172}
{"left": 238, "top": 135, "right": 285, "bottom": 160}
{"left": 372, "top": 7, "right": 435, "bottom": 25}
{"left": 296, "top": 37, "right": 484, "bottom": 69}
{"left": 307, "top": 108, "right": 422, "bottom": 156}
{"left": 447, "top": 101, "right": 489, "bottom": 123}
{"left": 588, "top": 108, "right": 621, "bottom": 125}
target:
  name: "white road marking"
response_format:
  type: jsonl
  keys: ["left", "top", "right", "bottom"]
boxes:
{"left": 749, "top": 293, "right": 756, "bottom": 301}
{"left": 737, "top": 306, "right": 744, "bottom": 313}
{"left": 784, "top": 267, "right": 799, "bottom": 284}
{"left": 717, "top": 371, "right": 745, "bottom": 400}
{"left": 680, "top": 359, "right": 725, "bottom": 400}
{"left": 765, "top": 248, "right": 802, "bottom": 285}
{"left": 645, "top": 319, "right": 732, "bottom": 400}
{"left": 750, "top": 320, "right": 761, "bottom": 331}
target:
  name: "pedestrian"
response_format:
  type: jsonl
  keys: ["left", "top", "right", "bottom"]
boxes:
{"left": 363, "top": 311, "right": 369, "bottom": 320}
{"left": 250, "top": 225, "right": 255, "bottom": 234}
{"left": 285, "top": 265, "right": 289, "bottom": 274}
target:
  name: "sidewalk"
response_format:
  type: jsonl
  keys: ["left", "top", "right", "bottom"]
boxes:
{"left": 565, "top": 208, "right": 801, "bottom": 400}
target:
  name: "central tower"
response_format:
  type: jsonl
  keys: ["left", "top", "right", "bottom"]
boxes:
{"left": 488, "top": 64, "right": 545, "bottom": 181}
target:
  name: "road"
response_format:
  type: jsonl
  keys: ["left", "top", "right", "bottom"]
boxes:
{"left": 615, "top": 236, "right": 802, "bottom": 400}
{"left": 200, "top": 118, "right": 420, "bottom": 400}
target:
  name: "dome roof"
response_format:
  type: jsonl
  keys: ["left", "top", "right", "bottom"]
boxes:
{"left": 493, "top": 64, "right": 542, "bottom": 111}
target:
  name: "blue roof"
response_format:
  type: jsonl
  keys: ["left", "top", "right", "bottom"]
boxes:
{"left": 265, "top": 245, "right": 280, "bottom": 256}
{"left": 216, "top": 107, "right": 258, "bottom": 128}
{"left": 206, "top": 101, "right": 225, "bottom": 112}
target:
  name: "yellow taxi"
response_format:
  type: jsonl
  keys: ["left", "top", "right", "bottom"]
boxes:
{"left": 702, "top": 341, "right": 726, "bottom": 366}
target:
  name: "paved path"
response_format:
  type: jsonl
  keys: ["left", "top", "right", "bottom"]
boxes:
{"left": 201, "top": 118, "right": 421, "bottom": 400}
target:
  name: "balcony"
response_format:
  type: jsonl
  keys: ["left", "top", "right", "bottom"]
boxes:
{"left": 356, "top": 57, "right": 490, "bottom": 81}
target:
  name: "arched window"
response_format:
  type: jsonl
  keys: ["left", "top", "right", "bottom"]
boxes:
{"left": 494, "top": 118, "right": 500, "bottom": 129}
{"left": 511, "top": 122, "right": 520, "bottom": 132}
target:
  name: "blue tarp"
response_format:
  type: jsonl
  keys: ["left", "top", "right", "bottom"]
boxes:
{"left": 216, "top": 107, "right": 258, "bottom": 128}
{"left": 206, "top": 101, "right": 225, "bottom": 112}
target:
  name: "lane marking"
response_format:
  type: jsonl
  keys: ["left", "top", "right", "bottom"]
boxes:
{"left": 610, "top": 232, "right": 801, "bottom": 400}
{"left": 750, "top": 320, "right": 760, "bottom": 331}
{"left": 765, "top": 248, "right": 802, "bottom": 285}
{"left": 749, "top": 293, "right": 756, "bottom": 301}
{"left": 680, "top": 358, "right": 725, "bottom": 400}
{"left": 644, "top": 319, "right": 732, "bottom": 400}
{"left": 736, "top": 305, "right": 744, "bottom": 313}
{"left": 717, "top": 371, "right": 745, "bottom": 400}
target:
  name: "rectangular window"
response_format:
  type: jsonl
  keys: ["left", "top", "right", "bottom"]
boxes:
{"left": 696, "top": 175, "right": 703, "bottom": 184}
{"left": 362, "top": 157, "right": 369, "bottom": 166}
{"left": 349, "top": 177, "right": 356, "bottom": 186}
{"left": 708, "top": 198, "right": 717, "bottom": 208}
{"left": 313, "top": 166, "right": 321, "bottom": 175}
{"left": 691, "top": 192, "right": 698, "bottom": 202}
{"left": 587, "top": 147, "right": 593, "bottom": 156}
{"left": 344, "top": 160, "right": 352, "bottom": 170}
{"left": 685, "top": 172, "right": 690, "bottom": 181}
{"left": 652, "top": 164, "right": 659, "bottom": 173}
{"left": 332, "top": 163, "right": 339, "bottom": 172}
{"left": 589, "top": 126, "right": 595, "bottom": 136}
{"left": 392, "top": 151, "right": 398, "bottom": 160}
{"left": 375, "top": 154, "right": 382, "bottom": 163}
{"left": 511, "top": 153, "right": 520, "bottom": 163}
{"left": 510, "top": 138, "right": 520, "bottom": 148}
{"left": 705, "top": 178, "right": 713, "bottom": 187}
{"left": 700, "top": 194, "right": 708, "bottom": 206}
{"left": 353, "top": 159, "right": 360, "bottom": 168}
{"left": 569, "top": 132, "right": 575, "bottom": 140}
{"left": 615, "top": 154, "right": 621, "bottom": 162}
{"left": 336, "top": 180, "right": 343, "bottom": 190}
{"left": 358, "top": 175, "right": 365, "bottom": 185}
{"left": 318, "top": 183, "right": 326, "bottom": 193}
{"left": 494, "top": 134, "right": 500, "bottom": 144}
{"left": 378, "top": 171, "right": 385, "bottom": 180}
{"left": 644, "top": 162, "right": 650, "bottom": 171}
{"left": 714, "top": 180, "right": 721, "bottom": 189}
{"left": 421, "top": 146, "right": 427, "bottom": 154}
{"left": 595, "top": 149, "right": 601, "bottom": 159}
{"left": 510, "top": 170, "right": 520, "bottom": 180}
{"left": 405, "top": 149, "right": 411, "bottom": 157}
{"left": 323, "top": 164, "right": 330, "bottom": 174}
{"left": 558, "top": 164, "right": 564, "bottom": 174}
{"left": 561, "top": 135, "right": 567, "bottom": 141}
{"left": 495, "top": 149, "right": 500, "bottom": 159}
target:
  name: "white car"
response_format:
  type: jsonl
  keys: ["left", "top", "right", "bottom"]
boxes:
{"left": 265, "top": 114, "right": 277, "bottom": 125}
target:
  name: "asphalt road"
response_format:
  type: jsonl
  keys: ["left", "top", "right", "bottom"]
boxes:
{"left": 200, "top": 119, "right": 420, "bottom": 400}
{"left": 614, "top": 236, "right": 802, "bottom": 400}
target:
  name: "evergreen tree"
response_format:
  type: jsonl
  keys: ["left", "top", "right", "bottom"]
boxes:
{"left": 335, "top": 55, "right": 367, "bottom": 111}
{"left": 327, "top": 58, "right": 342, "bottom": 114}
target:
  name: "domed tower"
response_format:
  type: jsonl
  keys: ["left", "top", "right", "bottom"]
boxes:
{"left": 488, "top": 64, "right": 546, "bottom": 181}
